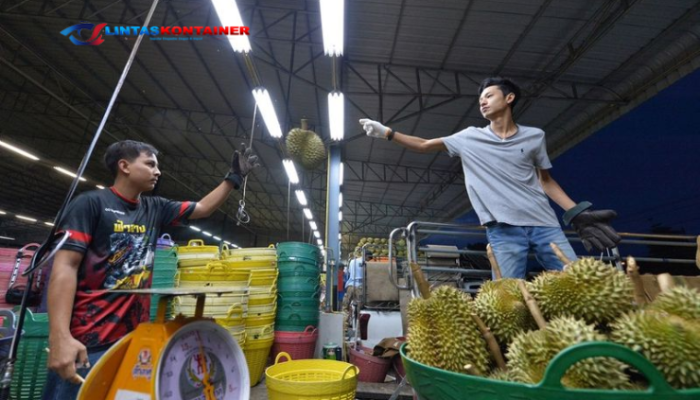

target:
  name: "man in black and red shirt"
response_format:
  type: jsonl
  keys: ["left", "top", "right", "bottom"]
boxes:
{"left": 43, "top": 140, "right": 258, "bottom": 400}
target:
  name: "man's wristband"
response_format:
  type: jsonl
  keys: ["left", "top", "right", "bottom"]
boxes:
{"left": 386, "top": 128, "right": 395, "bottom": 141}
{"left": 562, "top": 201, "right": 593, "bottom": 226}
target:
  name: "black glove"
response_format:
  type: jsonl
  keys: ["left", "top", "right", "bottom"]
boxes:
{"left": 224, "top": 143, "right": 260, "bottom": 189}
{"left": 563, "top": 201, "right": 621, "bottom": 252}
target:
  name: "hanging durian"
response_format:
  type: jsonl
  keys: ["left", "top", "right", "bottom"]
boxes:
{"left": 474, "top": 279, "right": 537, "bottom": 346}
{"left": 648, "top": 286, "right": 700, "bottom": 321}
{"left": 286, "top": 119, "right": 326, "bottom": 170}
{"left": 528, "top": 258, "right": 634, "bottom": 325}
{"left": 507, "top": 316, "right": 632, "bottom": 389}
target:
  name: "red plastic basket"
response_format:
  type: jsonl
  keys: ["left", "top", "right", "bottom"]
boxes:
{"left": 349, "top": 345, "right": 391, "bottom": 383}
{"left": 271, "top": 326, "right": 318, "bottom": 361}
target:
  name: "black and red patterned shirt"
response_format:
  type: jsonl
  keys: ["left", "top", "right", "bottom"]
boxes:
{"left": 57, "top": 187, "right": 195, "bottom": 349}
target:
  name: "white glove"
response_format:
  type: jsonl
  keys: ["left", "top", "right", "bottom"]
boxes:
{"left": 359, "top": 118, "right": 390, "bottom": 140}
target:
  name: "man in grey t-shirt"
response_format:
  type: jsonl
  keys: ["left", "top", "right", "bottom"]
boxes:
{"left": 359, "top": 77, "right": 621, "bottom": 278}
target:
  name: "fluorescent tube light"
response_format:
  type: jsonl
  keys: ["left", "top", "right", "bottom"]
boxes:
{"left": 44, "top": 222, "right": 54, "bottom": 226}
{"left": 338, "top": 211, "right": 342, "bottom": 221}
{"left": 313, "top": 231, "right": 320, "bottom": 238}
{"left": 338, "top": 233, "right": 342, "bottom": 240}
{"left": 211, "top": 0, "right": 251, "bottom": 53}
{"left": 0, "top": 236, "right": 15, "bottom": 241}
{"left": 283, "top": 159, "right": 300, "bottom": 184}
{"left": 16, "top": 215, "right": 37, "bottom": 222}
{"left": 54, "top": 166, "right": 86, "bottom": 182}
{"left": 339, "top": 192, "right": 343, "bottom": 208}
{"left": 96, "top": 185, "right": 105, "bottom": 189}
{"left": 213, "top": 235, "right": 222, "bottom": 241}
{"left": 224, "top": 240, "right": 231, "bottom": 245}
{"left": 317, "top": 239, "right": 323, "bottom": 246}
{"left": 320, "top": 0, "right": 344, "bottom": 56}
{"left": 295, "top": 190, "right": 308, "bottom": 206}
{"left": 202, "top": 231, "right": 213, "bottom": 237}
{"left": 328, "top": 92, "right": 344, "bottom": 140}
{"left": 190, "top": 226, "right": 201, "bottom": 232}
{"left": 0, "top": 210, "right": 6, "bottom": 215}
{"left": 252, "top": 88, "right": 283, "bottom": 138}
{"left": 303, "top": 208, "right": 313, "bottom": 220}
{"left": 0, "top": 140, "right": 40, "bottom": 161}
{"left": 309, "top": 221, "right": 317, "bottom": 231}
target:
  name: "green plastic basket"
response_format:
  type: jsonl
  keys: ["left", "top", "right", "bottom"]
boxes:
{"left": 276, "top": 242, "right": 320, "bottom": 265}
{"left": 10, "top": 309, "right": 49, "bottom": 400}
{"left": 401, "top": 342, "right": 700, "bottom": 400}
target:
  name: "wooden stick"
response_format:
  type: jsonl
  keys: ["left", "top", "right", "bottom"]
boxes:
{"left": 470, "top": 313, "right": 506, "bottom": 369}
{"left": 657, "top": 273, "right": 676, "bottom": 293}
{"left": 517, "top": 281, "right": 547, "bottom": 329}
{"left": 626, "top": 256, "right": 647, "bottom": 306}
{"left": 486, "top": 244, "right": 502, "bottom": 280}
{"left": 410, "top": 263, "right": 431, "bottom": 299}
{"left": 549, "top": 242, "right": 572, "bottom": 267}
{"left": 44, "top": 348, "right": 86, "bottom": 383}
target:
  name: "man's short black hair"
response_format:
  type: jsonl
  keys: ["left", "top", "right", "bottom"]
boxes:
{"left": 478, "top": 77, "right": 521, "bottom": 110}
{"left": 104, "top": 140, "right": 159, "bottom": 177}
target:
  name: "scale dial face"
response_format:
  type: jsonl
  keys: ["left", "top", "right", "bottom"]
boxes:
{"left": 156, "top": 321, "right": 249, "bottom": 400}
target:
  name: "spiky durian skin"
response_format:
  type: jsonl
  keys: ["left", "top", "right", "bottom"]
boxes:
{"left": 431, "top": 286, "right": 491, "bottom": 375}
{"left": 528, "top": 258, "right": 634, "bottom": 325}
{"left": 407, "top": 286, "right": 491, "bottom": 376}
{"left": 487, "top": 368, "right": 523, "bottom": 382}
{"left": 611, "top": 310, "right": 700, "bottom": 389}
{"left": 649, "top": 286, "right": 700, "bottom": 321}
{"left": 407, "top": 298, "right": 436, "bottom": 367}
{"left": 474, "top": 278, "right": 537, "bottom": 346}
{"left": 507, "top": 316, "right": 632, "bottom": 389}
{"left": 285, "top": 128, "right": 326, "bottom": 169}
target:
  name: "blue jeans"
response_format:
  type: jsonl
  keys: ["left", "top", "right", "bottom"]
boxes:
{"left": 41, "top": 347, "right": 109, "bottom": 400}
{"left": 485, "top": 224, "right": 578, "bottom": 279}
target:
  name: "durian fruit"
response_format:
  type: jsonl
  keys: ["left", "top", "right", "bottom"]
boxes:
{"left": 648, "top": 286, "right": 700, "bottom": 321}
{"left": 487, "top": 368, "right": 522, "bottom": 382}
{"left": 286, "top": 125, "right": 326, "bottom": 170}
{"left": 507, "top": 316, "right": 632, "bottom": 389}
{"left": 474, "top": 279, "right": 537, "bottom": 346}
{"left": 611, "top": 309, "right": 700, "bottom": 388}
{"left": 528, "top": 258, "right": 633, "bottom": 325}
{"left": 407, "top": 286, "right": 491, "bottom": 375}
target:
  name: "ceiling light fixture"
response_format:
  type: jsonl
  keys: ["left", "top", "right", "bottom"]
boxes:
{"left": 328, "top": 92, "right": 344, "bottom": 140}
{"left": 0, "top": 236, "right": 15, "bottom": 241}
{"left": 339, "top": 192, "right": 343, "bottom": 208}
{"left": 294, "top": 190, "right": 308, "bottom": 206}
{"left": 53, "top": 166, "right": 86, "bottom": 182}
{"left": 202, "top": 231, "right": 213, "bottom": 237}
{"left": 0, "top": 139, "right": 40, "bottom": 161}
{"left": 320, "top": 0, "right": 344, "bottom": 56}
{"left": 211, "top": 0, "right": 251, "bottom": 53}
{"left": 96, "top": 185, "right": 105, "bottom": 189}
{"left": 283, "top": 159, "right": 300, "bottom": 184}
{"left": 190, "top": 226, "right": 201, "bottom": 232}
{"left": 303, "top": 208, "right": 313, "bottom": 220}
{"left": 313, "top": 230, "right": 320, "bottom": 238}
{"left": 252, "top": 88, "right": 283, "bottom": 138}
{"left": 309, "top": 221, "right": 317, "bottom": 231}
{"left": 16, "top": 215, "right": 37, "bottom": 222}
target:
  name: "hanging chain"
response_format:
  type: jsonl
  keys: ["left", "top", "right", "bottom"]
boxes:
{"left": 236, "top": 104, "right": 258, "bottom": 226}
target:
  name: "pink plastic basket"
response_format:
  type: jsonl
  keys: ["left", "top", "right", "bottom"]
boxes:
{"left": 271, "top": 326, "right": 318, "bottom": 361}
{"left": 349, "top": 346, "right": 391, "bottom": 383}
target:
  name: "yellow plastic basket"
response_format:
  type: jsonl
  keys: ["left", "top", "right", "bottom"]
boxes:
{"left": 244, "top": 336, "right": 275, "bottom": 386}
{"left": 223, "top": 244, "right": 277, "bottom": 261}
{"left": 246, "top": 324, "right": 275, "bottom": 340}
{"left": 222, "top": 259, "right": 278, "bottom": 270}
{"left": 176, "top": 239, "right": 220, "bottom": 267}
{"left": 265, "top": 352, "right": 359, "bottom": 400}
{"left": 245, "top": 313, "right": 275, "bottom": 327}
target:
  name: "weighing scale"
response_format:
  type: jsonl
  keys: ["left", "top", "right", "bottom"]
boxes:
{"left": 77, "top": 287, "right": 250, "bottom": 400}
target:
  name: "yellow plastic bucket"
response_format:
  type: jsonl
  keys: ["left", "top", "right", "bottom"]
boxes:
{"left": 265, "top": 352, "right": 359, "bottom": 400}
{"left": 244, "top": 336, "right": 275, "bottom": 386}
{"left": 245, "top": 313, "right": 275, "bottom": 327}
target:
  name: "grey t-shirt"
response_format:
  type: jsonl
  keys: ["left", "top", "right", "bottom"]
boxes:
{"left": 442, "top": 124, "right": 559, "bottom": 227}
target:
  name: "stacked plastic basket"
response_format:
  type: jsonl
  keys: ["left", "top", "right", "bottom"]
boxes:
{"left": 223, "top": 245, "right": 278, "bottom": 386}
{"left": 149, "top": 234, "right": 178, "bottom": 321}
{"left": 272, "top": 242, "right": 321, "bottom": 361}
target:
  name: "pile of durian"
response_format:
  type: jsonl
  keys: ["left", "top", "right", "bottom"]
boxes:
{"left": 407, "top": 257, "right": 700, "bottom": 390}
{"left": 354, "top": 237, "right": 409, "bottom": 258}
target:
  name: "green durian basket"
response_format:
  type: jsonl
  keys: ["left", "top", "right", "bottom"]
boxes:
{"left": 400, "top": 342, "right": 700, "bottom": 400}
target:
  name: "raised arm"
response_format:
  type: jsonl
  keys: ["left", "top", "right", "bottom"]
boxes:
{"left": 359, "top": 119, "right": 447, "bottom": 153}
{"left": 190, "top": 143, "right": 260, "bottom": 219}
